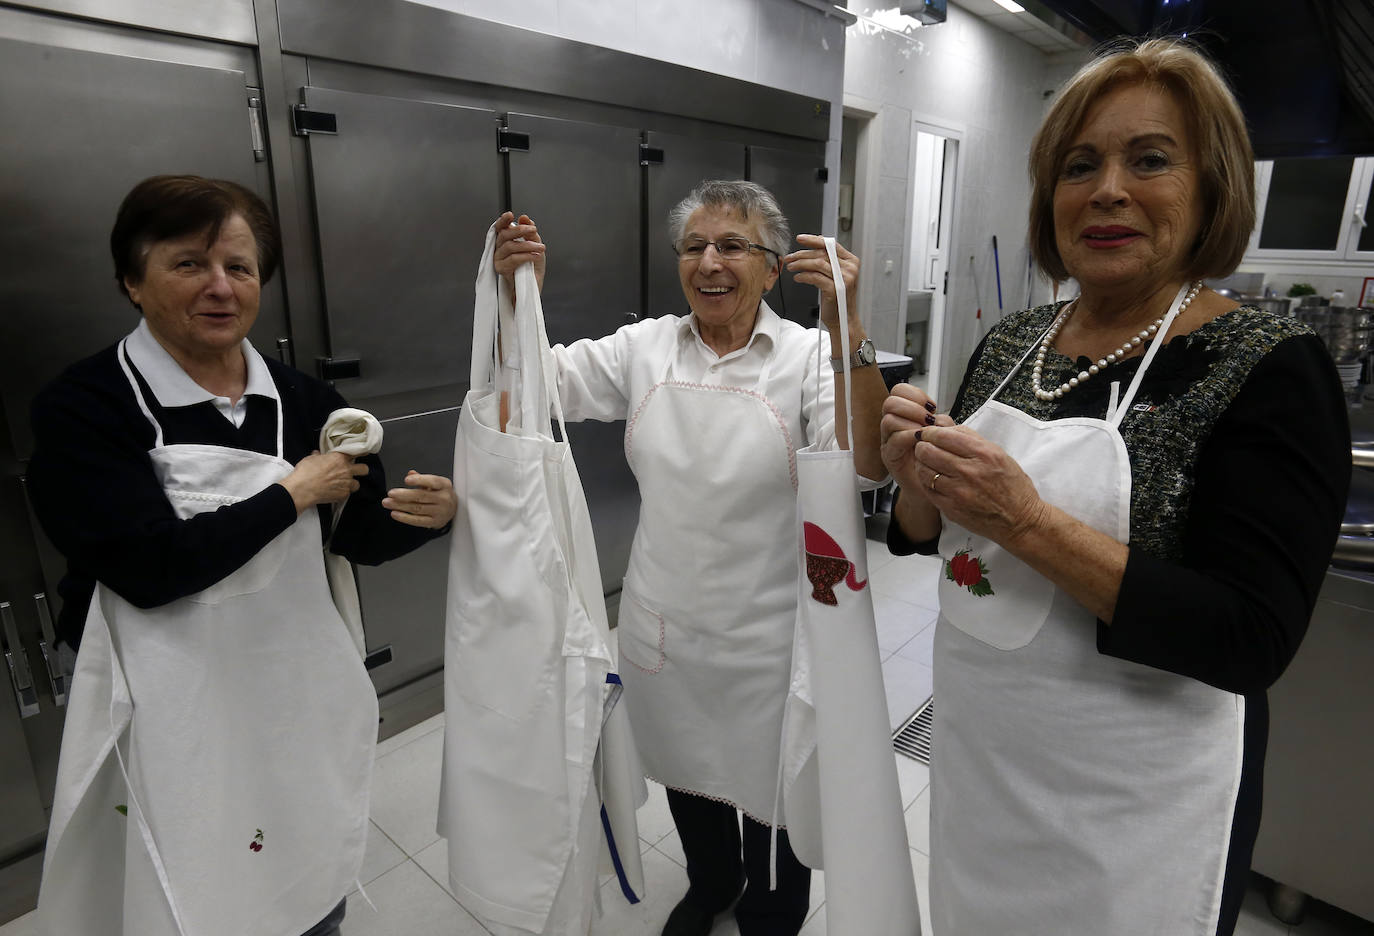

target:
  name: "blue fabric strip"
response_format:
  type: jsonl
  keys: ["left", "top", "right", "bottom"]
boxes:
{"left": 606, "top": 673, "right": 622, "bottom": 686}
{"left": 600, "top": 804, "right": 641, "bottom": 905}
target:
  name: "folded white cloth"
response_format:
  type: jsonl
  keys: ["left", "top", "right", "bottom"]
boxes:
{"left": 319, "top": 407, "right": 383, "bottom": 457}
{"left": 317, "top": 407, "right": 383, "bottom": 659}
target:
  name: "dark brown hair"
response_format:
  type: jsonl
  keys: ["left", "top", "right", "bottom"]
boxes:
{"left": 1028, "top": 38, "right": 1255, "bottom": 283}
{"left": 110, "top": 175, "right": 281, "bottom": 302}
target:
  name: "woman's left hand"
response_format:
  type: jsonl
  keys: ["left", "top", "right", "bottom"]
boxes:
{"left": 784, "top": 235, "right": 860, "bottom": 331}
{"left": 383, "top": 471, "right": 458, "bottom": 529}
{"left": 915, "top": 425, "right": 1047, "bottom": 546}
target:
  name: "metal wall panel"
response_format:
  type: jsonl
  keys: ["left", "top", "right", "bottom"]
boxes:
{"left": 275, "top": 0, "right": 831, "bottom": 143}
{"left": 0, "top": 37, "right": 281, "bottom": 458}
{"left": 748, "top": 144, "right": 827, "bottom": 326}
{"left": 3, "top": 0, "right": 256, "bottom": 45}
{"left": 644, "top": 131, "right": 748, "bottom": 320}
{"left": 301, "top": 87, "right": 501, "bottom": 401}
{"left": 506, "top": 112, "right": 643, "bottom": 594}
{"left": 353, "top": 408, "right": 460, "bottom": 696}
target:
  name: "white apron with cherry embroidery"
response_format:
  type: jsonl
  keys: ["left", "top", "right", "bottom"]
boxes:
{"left": 931, "top": 284, "right": 1244, "bottom": 934}
{"left": 38, "top": 338, "right": 376, "bottom": 936}
{"left": 617, "top": 328, "right": 798, "bottom": 823}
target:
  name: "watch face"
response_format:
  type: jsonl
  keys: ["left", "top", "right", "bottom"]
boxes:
{"left": 858, "top": 338, "right": 877, "bottom": 364}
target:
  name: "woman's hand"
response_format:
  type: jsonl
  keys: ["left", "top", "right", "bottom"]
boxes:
{"left": 279, "top": 451, "right": 368, "bottom": 514}
{"left": 493, "top": 211, "right": 545, "bottom": 296}
{"left": 784, "top": 235, "right": 859, "bottom": 331}
{"left": 914, "top": 424, "right": 1048, "bottom": 547}
{"left": 383, "top": 471, "right": 457, "bottom": 529}
{"left": 881, "top": 385, "right": 955, "bottom": 498}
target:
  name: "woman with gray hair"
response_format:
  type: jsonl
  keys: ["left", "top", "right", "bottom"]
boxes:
{"left": 491, "top": 180, "right": 888, "bottom": 936}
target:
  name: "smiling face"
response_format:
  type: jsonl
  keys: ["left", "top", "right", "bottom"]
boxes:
{"left": 1052, "top": 82, "right": 1204, "bottom": 297}
{"left": 124, "top": 214, "right": 261, "bottom": 363}
{"left": 677, "top": 204, "right": 780, "bottom": 338}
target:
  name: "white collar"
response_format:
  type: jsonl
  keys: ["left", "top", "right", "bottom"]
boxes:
{"left": 681, "top": 300, "right": 781, "bottom": 357}
{"left": 124, "top": 318, "right": 278, "bottom": 408}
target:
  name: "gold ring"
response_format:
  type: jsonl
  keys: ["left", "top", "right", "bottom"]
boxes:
{"left": 930, "top": 472, "right": 941, "bottom": 492}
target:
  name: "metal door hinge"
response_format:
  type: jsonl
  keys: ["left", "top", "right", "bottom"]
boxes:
{"left": 247, "top": 96, "right": 266, "bottom": 161}
{"left": 640, "top": 144, "right": 664, "bottom": 166}
{"left": 317, "top": 356, "right": 361, "bottom": 381}
{"left": 292, "top": 105, "right": 338, "bottom": 136}
{"left": 498, "top": 127, "right": 530, "bottom": 153}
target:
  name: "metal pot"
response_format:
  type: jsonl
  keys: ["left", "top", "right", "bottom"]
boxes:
{"left": 1244, "top": 296, "right": 1292, "bottom": 316}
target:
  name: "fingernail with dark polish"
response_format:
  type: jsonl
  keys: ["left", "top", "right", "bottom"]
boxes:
{"left": 914, "top": 430, "right": 922, "bottom": 443}
{"left": 925, "top": 414, "right": 936, "bottom": 426}
{"left": 924, "top": 401, "right": 937, "bottom": 413}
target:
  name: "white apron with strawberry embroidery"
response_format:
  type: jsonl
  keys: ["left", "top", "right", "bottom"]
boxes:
{"left": 38, "top": 338, "right": 376, "bottom": 936}
{"left": 617, "top": 319, "right": 798, "bottom": 823}
{"left": 931, "top": 283, "right": 1244, "bottom": 935}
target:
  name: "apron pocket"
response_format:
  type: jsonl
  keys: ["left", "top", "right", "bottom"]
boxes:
{"left": 936, "top": 529, "right": 1055, "bottom": 651}
{"left": 617, "top": 586, "right": 666, "bottom": 675}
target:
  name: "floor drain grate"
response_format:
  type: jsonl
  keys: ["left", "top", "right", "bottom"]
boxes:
{"left": 892, "top": 695, "right": 933, "bottom": 765}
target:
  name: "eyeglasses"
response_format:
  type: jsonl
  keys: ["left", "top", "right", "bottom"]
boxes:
{"left": 674, "top": 237, "right": 778, "bottom": 263}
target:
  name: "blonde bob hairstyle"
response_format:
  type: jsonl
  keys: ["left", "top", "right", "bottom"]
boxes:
{"left": 1028, "top": 38, "right": 1255, "bottom": 284}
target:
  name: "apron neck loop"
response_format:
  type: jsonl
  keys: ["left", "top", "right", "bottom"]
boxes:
{"left": 1106, "top": 281, "right": 1193, "bottom": 428}
{"left": 117, "top": 339, "right": 286, "bottom": 460}
{"left": 117, "top": 338, "right": 166, "bottom": 449}
{"left": 990, "top": 281, "right": 1195, "bottom": 424}
{"left": 666, "top": 314, "right": 777, "bottom": 398}
{"left": 820, "top": 237, "right": 854, "bottom": 449}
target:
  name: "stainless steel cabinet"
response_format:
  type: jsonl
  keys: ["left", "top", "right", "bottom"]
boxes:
{"left": 505, "top": 112, "right": 645, "bottom": 594}
{"left": 0, "top": 36, "right": 279, "bottom": 459}
{"left": 748, "top": 144, "right": 826, "bottom": 326}
{"left": 299, "top": 86, "right": 502, "bottom": 401}
{"left": 644, "top": 130, "right": 748, "bottom": 320}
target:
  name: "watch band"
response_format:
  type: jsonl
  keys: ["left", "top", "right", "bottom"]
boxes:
{"left": 830, "top": 337, "right": 877, "bottom": 371}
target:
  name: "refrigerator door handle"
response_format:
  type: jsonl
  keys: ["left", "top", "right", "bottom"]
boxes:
{"left": 0, "top": 601, "right": 40, "bottom": 718}
{"left": 34, "top": 593, "right": 67, "bottom": 706}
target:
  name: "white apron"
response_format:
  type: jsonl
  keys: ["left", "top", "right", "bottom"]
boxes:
{"left": 38, "top": 339, "right": 377, "bottom": 936}
{"left": 780, "top": 238, "right": 921, "bottom": 933}
{"left": 440, "top": 226, "right": 642, "bottom": 935}
{"left": 930, "top": 284, "right": 1244, "bottom": 935}
{"left": 617, "top": 311, "right": 798, "bottom": 823}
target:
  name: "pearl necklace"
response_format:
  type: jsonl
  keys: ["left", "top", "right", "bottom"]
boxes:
{"left": 1031, "top": 281, "right": 1202, "bottom": 401}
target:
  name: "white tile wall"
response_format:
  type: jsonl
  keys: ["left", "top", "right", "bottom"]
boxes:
{"left": 845, "top": 3, "right": 1084, "bottom": 401}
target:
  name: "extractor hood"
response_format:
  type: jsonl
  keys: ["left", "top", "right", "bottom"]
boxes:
{"left": 1029, "top": 0, "right": 1374, "bottom": 160}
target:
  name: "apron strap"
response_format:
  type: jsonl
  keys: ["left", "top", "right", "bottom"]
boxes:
{"left": 117, "top": 338, "right": 287, "bottom": 459}
{"left": 820, "top": 237, "right": 854, "bottom": 449}
{"left": 987, "top": 317, "right": 1057, "bottom": 408}
{"left": 117, "top": 338, "right": 166, "bottom": 449}
{"left": 1107, "top": 281, "right": 1193, "bottom": 428}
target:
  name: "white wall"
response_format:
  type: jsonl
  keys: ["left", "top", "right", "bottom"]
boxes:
{"left": 407, "top": 0, "right": 850, "bottom": 230}
{"left": 845, "top": 2, "right": 1086, "bottom": 402}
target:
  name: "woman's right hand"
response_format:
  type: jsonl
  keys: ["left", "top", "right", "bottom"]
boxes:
{"left": 493, "top": 211, "right": 545, "bottom": 296}
{"left": 882, "top": 385, "right": 955, "bottom": 543}
{"left": 278, "top": 451, "right": 369, "bottom": 514}
{"left": 881, "top": 384, "right": 955, "bottom": 495}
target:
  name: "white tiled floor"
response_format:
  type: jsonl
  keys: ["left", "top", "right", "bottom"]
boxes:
{"left": 4, "top": 546, "right": 1371, "bottom": 936}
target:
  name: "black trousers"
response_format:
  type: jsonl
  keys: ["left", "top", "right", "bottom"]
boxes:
{"left": 299, "top": 898, "right": 347, "bottom": 936}
{"left": 666, "top": 789, "right": 812, "bottom": 936}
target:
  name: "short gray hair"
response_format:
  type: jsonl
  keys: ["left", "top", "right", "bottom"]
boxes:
{"left": 668, "top": 180, "right": 791, "bottom": 262}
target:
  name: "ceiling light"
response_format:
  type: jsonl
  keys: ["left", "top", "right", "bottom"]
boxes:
{"left": 991, "top": 0, "right": 1026, "bottom": 11}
